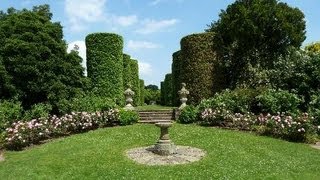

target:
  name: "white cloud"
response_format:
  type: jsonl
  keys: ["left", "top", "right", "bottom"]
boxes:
{"left": 127, "top": 40, "right": 161, "bottom": 51}
{"left": 136, "top": 19, "right": 179, "bottom": 34}
{"left": 65, "top": 0, "right": 107, "bottom": 32}
{"left": 138, "top": 62, "right": 153, "bottom": 76}
{"left": 111, "top": 15, "right": 138, "bottom": 27}
{"left": 67, "top": 41, "right": 87, "bottom": 75}
{"left": 150, "top": 0, "right": 162, "bottom": 6}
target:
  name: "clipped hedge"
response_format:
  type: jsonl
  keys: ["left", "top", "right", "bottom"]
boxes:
{"left": 129, "top": 59, "right": 140, "bottom": 106}
{"left": 180, "top": 32, "right": 224, "bottom": 104}
{"left": 139, "top": 79, "right": 145, "bottom": 105}
{"left": 171, "top": 50, "right": 182, "bottom": 106}
{"left": 122, "top": 54, "right": 132, "bottom": 88}
{"left": 86, "top": 33, "right": 124, "bottom": 104}
{"left": 162, "top": 73, "right": 173, "bottom": 106}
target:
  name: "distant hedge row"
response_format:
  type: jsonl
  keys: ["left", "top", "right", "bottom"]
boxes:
{"left": 164, "top": 32, "right": 225, "bottom": 106}
{"left": 86, "top": 33, "right": 144, "bottom": 106}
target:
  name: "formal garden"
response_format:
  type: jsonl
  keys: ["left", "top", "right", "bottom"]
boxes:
{"left": 1, "top": 1, "right": 320, "bottom": 179}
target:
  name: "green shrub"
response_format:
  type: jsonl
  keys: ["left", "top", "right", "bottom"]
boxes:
{"left": 0, "top": 100, "right": 23, "bottom": 132}
{"left": 129, "top": 59, "right": 140, "bottom": 106}
{"left": 255, "top": 89, "right": 301, "bottom": 115}
{"left": 180, "top": 33, "right": 225, "bottom": 104}
{"left": 118, "top": 109, "right": 139, "bottom": 126}
{"left": 58, "top": 94, "right": 116, "bottom": 114}
{"left": 178, "top": 105, "right": 199, "bottom": 124}
{"left": 23, "top": 103, "right": 52, "bottom": 120}
{"left": 86, "top": 33, "right": 124, "bottom": 105}
{"left": 198, "top": 88, "right": 258, "bottom": 114}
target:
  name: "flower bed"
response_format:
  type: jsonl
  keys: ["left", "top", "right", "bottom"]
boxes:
{"left": 4, "top": 109, "right": 119, "bottom": 150}
{"left": 200, "top": 108, "right": 319, "bottom": 142}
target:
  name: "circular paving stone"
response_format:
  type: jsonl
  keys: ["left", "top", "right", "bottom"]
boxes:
{"left": 126, "top": 145, "right": 206, "bottom": 166}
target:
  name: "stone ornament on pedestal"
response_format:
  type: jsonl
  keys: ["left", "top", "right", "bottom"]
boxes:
{"left": 153, "top": 122, "right": 176, "bottom": 156}
{"left": 178, "top": 83, "right": 189, "bottom": 110}
{"left": 124, "top": 84, "right": 135, "bottom": 110}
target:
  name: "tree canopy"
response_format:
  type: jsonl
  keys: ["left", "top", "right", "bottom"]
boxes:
{"left": 206, "top": 0, "right": 306, "bottom": 88}
{"left": 0, "top": 5, "right": 86, "bottom": 113}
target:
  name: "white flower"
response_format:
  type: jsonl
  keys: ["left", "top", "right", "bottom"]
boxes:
{"left": 318, "top": 126, "right": 320, "bottom": 129}
{"left": 39, "top": 132, "right": 43, "bottom": 136}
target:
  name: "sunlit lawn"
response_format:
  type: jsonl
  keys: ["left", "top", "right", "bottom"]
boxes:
{"left": 0, "top": 123, "right": 320, "bottom": 179}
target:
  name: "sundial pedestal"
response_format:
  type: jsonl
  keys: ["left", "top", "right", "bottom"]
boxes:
{"left": 153, "top": 122, "right": 176, "bottom": 156}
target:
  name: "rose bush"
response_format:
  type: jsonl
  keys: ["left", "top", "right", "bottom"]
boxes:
{"left": 4, "top": 109, "right": 119, "bottom": 150}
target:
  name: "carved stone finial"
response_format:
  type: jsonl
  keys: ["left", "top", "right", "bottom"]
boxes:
{"left": 124, "top": 84, "right": 135, "bottom": 110}
{"left": 178, "top": 82, "right": 189, "bottom": 110}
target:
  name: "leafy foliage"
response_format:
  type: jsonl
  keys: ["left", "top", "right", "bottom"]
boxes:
{"left": 144, "top": 88, "right": 160, "bottom": 105}
{"left": 118, "top": 109, "right": 139, "bottom": 126}
{"left": 207, "top": 0, "right": 306, "bottom": 88}
{"left": 86, "top": 33, "right": 124, "bottom": 105}
{"left": 305, "top": 42, "right": 320, "bottom": 53}
{"left": 178, "top": 105, "right": 199, "bottom": 124}
{"left": 255, "top": 89, "right": 301, "bottom": 115}
{"left": 0, "top": 5, "right": 87, "bottom": 113}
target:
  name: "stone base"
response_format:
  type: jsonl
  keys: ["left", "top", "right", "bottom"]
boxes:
{"left": 153, "top": 140, "right": 176, "bottom": 156}
{"left": 0, "top": 151, "right": 4, "bottom": 162}
{"left": 126, "top": 145, "right": 206, "bottom": 166}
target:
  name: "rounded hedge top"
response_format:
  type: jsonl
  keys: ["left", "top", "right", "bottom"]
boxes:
{"left": 85, "top": 33, "right": 123, "bottom": 53}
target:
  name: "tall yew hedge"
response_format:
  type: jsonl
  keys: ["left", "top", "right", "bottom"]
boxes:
{"left": 160, "top": 81, "right": 165, "bottom": 105}
{"left": 139, "top": 79, "right": 145, "bottom": 105}
{"left": 171, "top": 50, "right": 182, "bottom": 106}
{"left": 122, "top": 54, "right": 132, "bottom": 88}
{"left": 180, "top": 32, "right": 224, "bottom": 104}
{"left": 162, "top": 73, "right": 173, "bottom": 106}
{"left": 86, "top": 33, "right": 124, "bottom": 104}
{"left": 129, "top": 59, "right": 140, "bottom": 106}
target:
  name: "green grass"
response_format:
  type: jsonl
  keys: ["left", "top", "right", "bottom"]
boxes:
{"left": 1, "top": 124, "right": 320, "bottom": 179}
{"left": 135, "top": 105, "right": 175, "bottom": 111}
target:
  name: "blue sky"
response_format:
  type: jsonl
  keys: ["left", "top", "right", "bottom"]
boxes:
{"left": 1, "top": 0, "right": 319, "bottom": 87}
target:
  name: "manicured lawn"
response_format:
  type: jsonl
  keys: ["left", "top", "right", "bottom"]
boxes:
{"left": 0, "top": 124, "right": 320, "bottom": 179}
{"left": 135, "top": 105, "right": 175, "bottom": 111}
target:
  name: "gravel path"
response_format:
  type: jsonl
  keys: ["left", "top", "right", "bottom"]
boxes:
{"left": 126, "top": 145, "right": 206, "bottom": 166}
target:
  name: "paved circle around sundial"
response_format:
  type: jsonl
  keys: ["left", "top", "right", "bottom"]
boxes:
{"left": 126, "top": 145, "right": 206, "bottom": 166}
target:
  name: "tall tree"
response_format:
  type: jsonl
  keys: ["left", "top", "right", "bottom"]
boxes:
{"left": 206, "top": 0, "right": 306, "bottom": 88}
{"left": 0, "top": 5, "right": 86, "bottom": 113}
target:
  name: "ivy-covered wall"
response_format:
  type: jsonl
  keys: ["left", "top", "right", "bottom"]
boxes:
{"left": 86, "top": 33, "right": 124, "bottom": 104}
